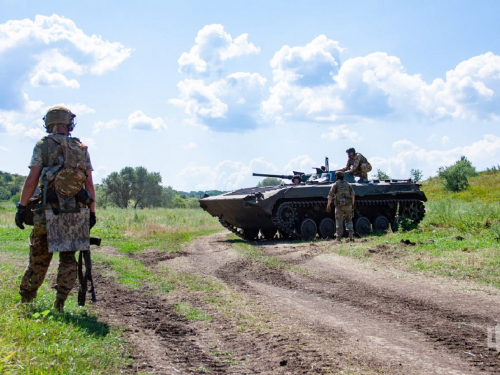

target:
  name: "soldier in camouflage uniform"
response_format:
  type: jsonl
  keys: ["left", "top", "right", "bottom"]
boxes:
{"left": 327, "top": 171, "right": 355, "bottom": 242}
{"left": 338, "top": 147, "right": 372, "bottom": 182}
{"left": 15, "top": 106, "right": 96, "bottom": 312}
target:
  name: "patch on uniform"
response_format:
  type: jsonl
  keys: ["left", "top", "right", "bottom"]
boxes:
{"left": 46, "top": 209, "right": 90, "bottom": 253}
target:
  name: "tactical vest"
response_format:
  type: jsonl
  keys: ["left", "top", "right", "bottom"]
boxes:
{"left": 41, "top": 135, "right": 88, "bottom": 197}
{"left": 38, "top": 135, "right": 92, "bottom": 254}
{"left": 334, "top": 181, "right": 352, "bottom": 206}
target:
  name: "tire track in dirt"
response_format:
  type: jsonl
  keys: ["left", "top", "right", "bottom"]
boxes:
{"left": 92, "top": 268, "right": 227, "bottom": 374}
{"left": 174, "top": 232, "right": 500, "bottom": 374}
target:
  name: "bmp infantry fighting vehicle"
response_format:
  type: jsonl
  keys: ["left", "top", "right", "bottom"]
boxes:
{"left": 199, "top": 158, "right": 427, "bottom": 241}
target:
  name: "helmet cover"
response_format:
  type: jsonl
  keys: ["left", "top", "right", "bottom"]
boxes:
{"left": 43, "top": 106, "right": 76, "bottom": 133}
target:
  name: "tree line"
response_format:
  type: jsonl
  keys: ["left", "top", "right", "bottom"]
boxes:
{"left": 0, "top": 157, "right": 496, "bottom": 205}
{"left": 97, "top": 166, "right": 225, "bottom": 209}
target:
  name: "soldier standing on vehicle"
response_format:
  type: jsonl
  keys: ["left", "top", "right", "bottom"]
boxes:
{"left": 326, "top": 171, "right": 355, "bottom": 242}
{"left": 15, "top": 106, "right": 96, "bottom": 312}
{"left": 337, "top": 147, "right": 372, "bottom": 182}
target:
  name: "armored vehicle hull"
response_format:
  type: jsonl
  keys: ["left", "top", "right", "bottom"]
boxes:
{"left": 199, "top": 174, "right": 427, "bottom": 241}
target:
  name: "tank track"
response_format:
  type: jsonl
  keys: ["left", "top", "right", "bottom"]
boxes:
{"left": 218, "top": 217, "right": 247, "bottom": 240}
{"left": 220, "top": 198, "right": 425, "bottom": 241}
{"left": 272, "top": 198, "right": 425, "bottom": 239}
{"left": 272, "top": 200, "right": 327, "bottom": 239}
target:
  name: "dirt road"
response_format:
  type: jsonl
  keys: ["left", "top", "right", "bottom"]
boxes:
{"left": 94, "top": 232, "right": 500, "bottom": 374}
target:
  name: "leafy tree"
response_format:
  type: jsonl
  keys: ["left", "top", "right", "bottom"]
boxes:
{"left": 0, "top": 171, "right": 26, "bottom": 201}
{"left": 131, "top": 167, "right": 163, "bottom": 209}
{"left": 162, "top": 186, "right": 176, "bottom": 208}
{"left": 374, "top": 169, "right": 390, "bottom": 180}
{"left": 438, "top": 156, "right": 477, "bottom": 192}
{"left": 257, "top": 177, "right": 283, "bottom": 187}
{"left": 101, "top": 166, "right": 164, "bottom": 208}
{"left": 410, "top": 168, "right": 424, "bottom": 182}
{"left": 172, "top": 195, "right": 187, "bottom": 208}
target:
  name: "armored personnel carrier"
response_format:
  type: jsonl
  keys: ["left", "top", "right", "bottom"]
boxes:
{"left": 199, "top": 158, "right": 427, "bottom": 241}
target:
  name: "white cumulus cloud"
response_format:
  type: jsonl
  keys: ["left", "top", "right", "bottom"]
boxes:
{"left": 176, "top": 157, "right": 278, "bottom": 191}
{"left": 170, "top": 72, "right": 267, "bottom": 132}
{"left": 321, "top": 124, "right": 361, "bottom": 143}
{"left": 128, "top": 110, "right": 167, "bottom": 131}
{"left": 93, "top": 119, "right": 121, "bottom": 134}
{"left": 370, "top": 134, "right": 500, "bottom": 178}
{"left": 263, "top": 35, "right": 500, "bottom": 124}
{"left": 0, "top": 146, "right": 9, "bottom": 151}
{"left": 0, "top": 14, "right": 131, "bottom": 110}
{"left": 178, "top": 24, "right": 259, "bottom": 75}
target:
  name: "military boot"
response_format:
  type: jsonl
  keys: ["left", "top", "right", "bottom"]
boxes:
{"left": 19, "top": 289, "right": 36, "bottom": 303}
{"left": 53, "top": 296, "right": 66, "bottom": 313}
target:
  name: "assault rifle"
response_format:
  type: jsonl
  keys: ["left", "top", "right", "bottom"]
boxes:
{"left": 78, "top": 237, "right": 100, "bottom": 306}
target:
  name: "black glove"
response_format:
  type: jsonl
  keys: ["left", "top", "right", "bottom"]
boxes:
{"left": 15, "top": 203, "right": 26, "bottom": 230}
{"left": 89, "top": 212, "right": 96, "bottom": 230}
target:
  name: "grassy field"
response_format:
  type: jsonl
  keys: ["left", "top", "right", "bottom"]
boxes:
{"left": 0, "top": 203, "right": 221, "bottom": 374}
{"left": 1, "top": 171, "right": 499, "bottom": 372}
{"left": 335, "top": 171, "right": 500, "bottom": 287}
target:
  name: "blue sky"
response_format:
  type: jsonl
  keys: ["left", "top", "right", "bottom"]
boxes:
{"left": 1, "top": 1, "right": 499, "bottom": 190}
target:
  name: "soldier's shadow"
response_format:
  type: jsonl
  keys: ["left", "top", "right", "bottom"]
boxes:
{"left": 59, "top": 311, "right": 111, "bottom": 337}
{"left": 29, "top": 305, "right": 111, "bottom": 337}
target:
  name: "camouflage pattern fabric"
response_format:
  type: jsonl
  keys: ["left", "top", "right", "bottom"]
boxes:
{"left": 30, "top": 134, "right": 94, "bottom": 176}
{"left": 342, "top": 153, "right": 372, "bottom": 180}
{"left": 19, "top": 212, "right": 78, "bottom": 301}
{"left": 46, "top": 209, "right": 90, "bottom": 253}
{"left": 53, "top": 136, "right": 89, "bottom": 197}
{"left": 328, "top": 180, "right": 354, "bottom": 206}
{"left": 335, "top": 205, "right": 354, "bottom": 240}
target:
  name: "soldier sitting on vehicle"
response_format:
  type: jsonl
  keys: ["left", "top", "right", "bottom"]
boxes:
{"left": 326, "top": 171, "right": 355, "bottom": 242}
{"left": 337, "top": 147, "right": 372, "bottom": 183}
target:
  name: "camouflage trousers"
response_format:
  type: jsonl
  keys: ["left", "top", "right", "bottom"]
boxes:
{"left": 19, "top": 215, "right": 77, "bottom": 301}
{"left": 335, "top": 205, "right": 354, "bottom": 240}
{"left": 352, "top": 162, "right": 372, "bottom": 181}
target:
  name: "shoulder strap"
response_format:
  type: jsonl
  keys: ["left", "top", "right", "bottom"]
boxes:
{"left": 41, "top": 137, "right": 49, "bottom": 167}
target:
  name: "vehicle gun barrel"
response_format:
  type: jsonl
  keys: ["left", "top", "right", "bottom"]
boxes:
{"left": 253, "top": 173, "right": 294, "bottom": 180}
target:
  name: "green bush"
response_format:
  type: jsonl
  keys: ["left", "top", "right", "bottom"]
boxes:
{"left": 438, "top": 156, "right": 477, "bottom": 192}
{"left": 10, "top": 193, "right": 21, "bottom": 204}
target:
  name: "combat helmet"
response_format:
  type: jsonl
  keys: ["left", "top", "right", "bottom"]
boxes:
{"left": 335, "top": 171, "right": 344, "bottom": 180}
{"left": 346, "top": 147, "right": 356, "bottom": 154}
{"left": 43, "top": 106, "right": 76, "bottom": 133}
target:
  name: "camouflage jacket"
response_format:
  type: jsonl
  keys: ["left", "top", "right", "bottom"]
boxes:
{"left": 343, "top": 153, "right": 369, "bottom": 172}
{"left": 328, "top": 180, "right": 354, "bottom": 206}
{"left": 30, "top": 134, "right": 93, "bottom": 190}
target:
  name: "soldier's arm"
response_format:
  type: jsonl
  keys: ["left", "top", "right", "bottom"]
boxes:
{"left": 347, "top": 156, "right": 361, "bottom": 172}
{"left": 350, "top": 186, "right": 355, "bottom": 206}
{"left": 85, "top": 171, "right": 96, "bottom": 213}
{"left": 327, "top": 185, "right": 336, "bottom": 206}
{"left": 19, "top": 167, "right": 42, "bottom": 206}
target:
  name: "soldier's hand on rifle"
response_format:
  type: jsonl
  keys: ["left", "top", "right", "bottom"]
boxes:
{"left": 89, "top": 212, "right": 96, "bottom": 229}
{"left": 15, "top": 203, "right": 26, "bottom": 230}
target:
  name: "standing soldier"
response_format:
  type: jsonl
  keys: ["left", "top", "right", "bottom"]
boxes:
{"left": 337, "top": 147, "right": 372, "bottom": 182}
{"left": 15, "top": 106, "right": 96, "bottom": 312}
{"left": 326, "top": 171, "right": 355, "bottom": 242}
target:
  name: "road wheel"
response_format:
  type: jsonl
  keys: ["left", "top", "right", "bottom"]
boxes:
{"left": 260, "top": 228, "right": 276, "bottom": 240}
{"left": 373, "top": 215, "right": 389, "bottom": 232}
{"left": 355, "top": 216, "right": 371, "bottom": 236}
{"left": 300, "top": 218, "right": 317, "bottom": 240}
{"left": 318, "top": 218, "right": 335, "bottom": 239}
